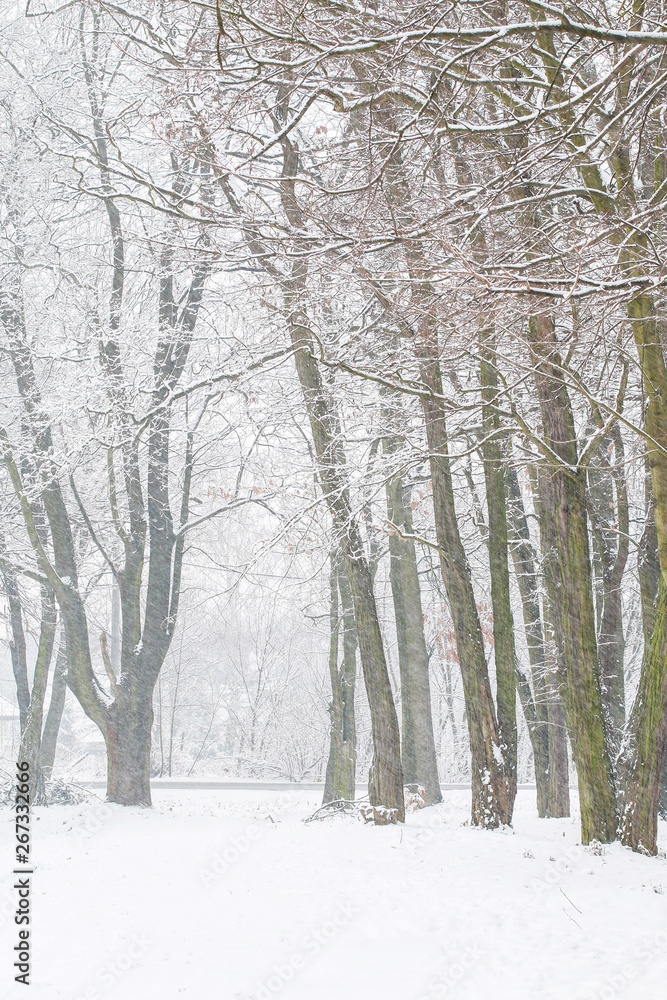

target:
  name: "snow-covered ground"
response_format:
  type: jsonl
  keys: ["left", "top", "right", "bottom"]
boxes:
{"left": 2, "top": 789, "right": 666, "bottom": 1000}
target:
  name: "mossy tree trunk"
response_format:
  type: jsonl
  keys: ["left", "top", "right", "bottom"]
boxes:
{"left": 285, "top": 296, "right": 404, "bottom": 821}
{"left": 621, "top": 457, "right": 667, "bottom": 853}
{"left": 535, "top": 25, "right": 667, "bottom": 850}
{"left": 529, "top": 313, "right": 617, "bottom": 844}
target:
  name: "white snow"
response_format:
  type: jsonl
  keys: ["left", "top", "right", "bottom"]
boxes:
{"left": 2, "top": 789, "right": 666, "bottom": 1000}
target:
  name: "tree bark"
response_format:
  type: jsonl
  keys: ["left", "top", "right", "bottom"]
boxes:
{"left": 417, "top": 326, "right": 512, "bottom": 827}
{"left": 505, "top": 464, "right": 570, "bottom": 817}
{"left": 529, "top": 313, "right": 617, "bottom": 844}
{"left": 384, "top": 435, "right": 442, "bottom": 805}
{"left": 619, "top": 581, "right": 667, "bottom": 854}
{"left": 479, "top": 330, "right": 518, "bottom": 819}
{"left": 0, "top": 531, "right": 30, "bottom": 731}
{"left": 106, "top": 689, "right": 153, "bottom": 806}
{"left": 620, "top": 461, "right": 667, "bottom": 853}
{"left": 323, "top": 553, "right": 357, "bottom": 804}
{"left": 505, "top": 464, "right": 568, "bottom": 816}
{"left": 40, "top": 641, "right": 68, "bottom": 780}
{"left": 587, "top": 427, "right": 628, "bottom": 754}
{"left": 17, "top": 587, "right": 57, "bottom": 803}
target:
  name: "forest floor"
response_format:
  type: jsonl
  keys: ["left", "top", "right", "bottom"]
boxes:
{"left": 1, "top": 788, "right": 666, "bottom": 1000}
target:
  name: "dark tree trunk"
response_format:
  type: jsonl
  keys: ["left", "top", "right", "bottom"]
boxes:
{"left": 384, "top": 438, "right": 442, "bottom": 805}
{"left": 639, "top": 464, "right": 661, "bottom": 645}
{"left": 611, "top": 292, "right": 667, "bottom": 851}
{"left": 530, "top": 313, "right": 616, "bottom": 844}
{"left": 289, "top": 324, "right": 404, "bottom": 820}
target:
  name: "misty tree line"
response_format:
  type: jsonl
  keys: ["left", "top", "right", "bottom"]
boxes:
{"left": 2, "top": 1, "right": 667, "bottom": 854}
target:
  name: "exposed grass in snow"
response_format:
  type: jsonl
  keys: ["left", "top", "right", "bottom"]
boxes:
{"left": 1, "top": 790, "right": 666, "bottom": 1000}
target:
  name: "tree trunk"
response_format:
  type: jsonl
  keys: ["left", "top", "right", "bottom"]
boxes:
{"left": 506, "top": 465, "right": 554, "bottom": 815}
{"left": 323, "top": 554, "right": 357, "bottom": 804}
{"left": 287, "top": 315, "right": 404, "bottom": 821}
{"left": 18, "top": 587, "right": 57, "bottom": 804}
{"left": 620, "top": 462, "right": 667, "bottom": 853}
{"left": 660, "top": 752, "right": 667, "bottom": 821}
{"left": 278, "top": 134, "right": 403, "bottom": 823}
{"left": 619, "top": 581, "right": 667, "bottom": 854}
{"left": 417, "top": 327, "right": 511, "bottom": 828}
{"left": 384, "top": 439, "right": 442, "bottom": 805}
{"left": 0, "top": 532, "right": 30, "bottom": 732}
{"left": 40, "top": 641, "right": 68, "bottom": 780}
{"left": 506, "top": 463, "right": 570, "bottom": 817}
{"left": 479, "top": 330, "right": 518, "bottom": 820}
{"left": 587, "top": 427, "right": 628, "bottom": 754}
{"left": 106, "top": 689, "right": 153, "bottom": 806}
{"left": 545, "top": 661, "right": 571, "bottom": 818}
{"left": 530, "top": 313, "right": 616, "bottom": 844}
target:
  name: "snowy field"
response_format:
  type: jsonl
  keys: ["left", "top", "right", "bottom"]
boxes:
{"left": 2, "top": 788, "right": 667, "bottom": 1000}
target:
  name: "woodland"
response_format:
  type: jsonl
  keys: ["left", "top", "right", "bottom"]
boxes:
{"left": 2, "top": 0, "right": 667, "bottom": 860}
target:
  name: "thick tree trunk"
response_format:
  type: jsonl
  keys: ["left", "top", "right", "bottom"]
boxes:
{"left": 417, "top": 328, "right": 511, "bottom": 828}
{"left": 639, "top": 465, "right": 661, "bottom": 645}
{"left": 106, "top": 690, "right": 153, "bottom": 806}
{"left": 616, "top": 302, "right": 667, "bottom": 849}
{"left": 530, "top": 313, "right": 616, "bottom": 844}
{"left": 384, "top": 442, "right": 442, "bottom": 805}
